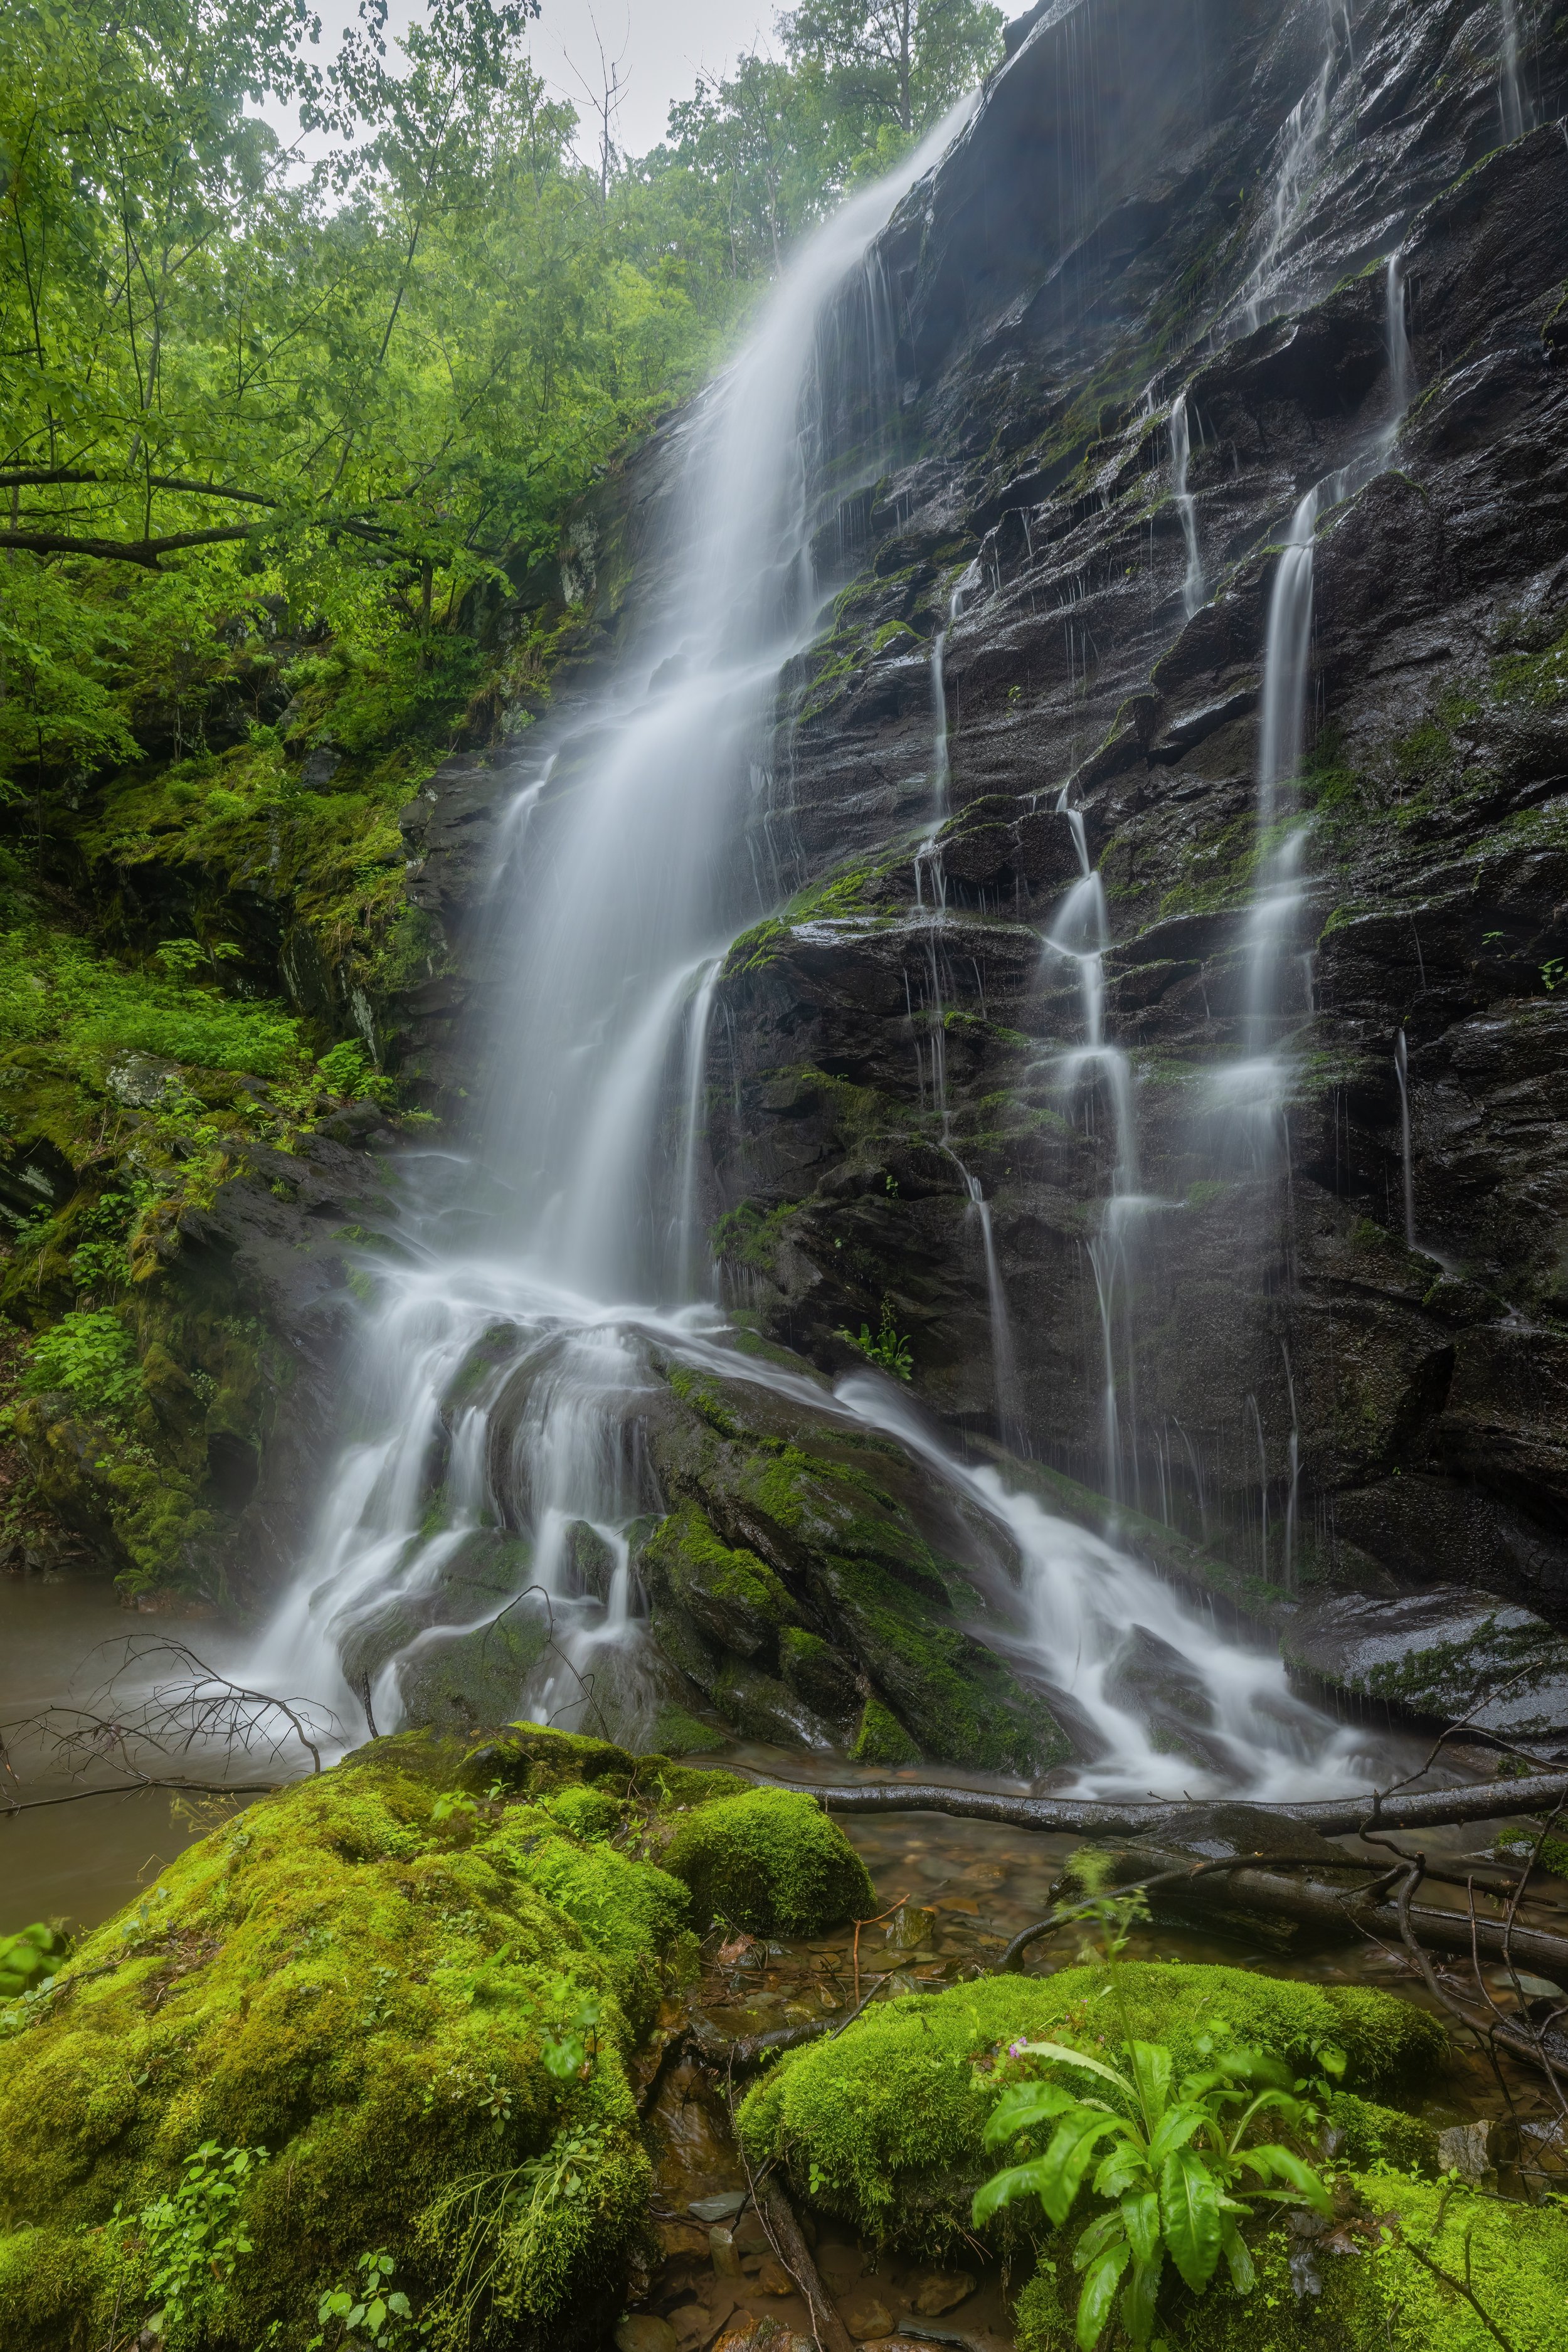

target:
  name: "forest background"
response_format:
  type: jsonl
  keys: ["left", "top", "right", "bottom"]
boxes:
{"left": 0, "top": 0, "right": 1002, "bottom": 1588}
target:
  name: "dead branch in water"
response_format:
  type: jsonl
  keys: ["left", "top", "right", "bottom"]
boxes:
{"left": 0, "top": 1637, "right": 339, "bottom": 1818}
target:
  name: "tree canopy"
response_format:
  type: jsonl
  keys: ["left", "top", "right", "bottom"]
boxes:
{"left": 0, "top": 0, "right": 1004, "bottom": 796}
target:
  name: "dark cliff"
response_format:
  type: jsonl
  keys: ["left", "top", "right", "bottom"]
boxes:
{"left": 398, "top": 0, "right": 1568, "bottom": 1740}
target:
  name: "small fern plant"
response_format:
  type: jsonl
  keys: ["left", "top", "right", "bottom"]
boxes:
{"left": 974, "top": 2036, "right": 1331, "bottom": 2350}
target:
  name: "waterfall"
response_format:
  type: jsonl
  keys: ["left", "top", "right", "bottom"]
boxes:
{"left": 1041, "top": 789, "right": 1150, "bottom": 1506}
{"left": 918, "top": 559, "right": 1020, "bottom": 1438}
{"left": 252, "top": 93, "right": 1382, "bottom": 1804}
{"left": 1394, "top": 1029, "right": 1417, "bottom": 1248}
{"left": 1500, "top": 0, "right": 1527, "bottom": 140}
{"left": 1240, "top": 38, "right": 1336, "bottom": 331}
{"left": 1169, "top": 391, "right": 1205, "bottom": 617}
{"left": 1385, "top": 251, "right": 1411, "bottom": 427}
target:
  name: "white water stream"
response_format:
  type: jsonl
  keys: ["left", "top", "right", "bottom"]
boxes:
{"left": 253, "top": 88, "right": 1392, "bottom": 1804}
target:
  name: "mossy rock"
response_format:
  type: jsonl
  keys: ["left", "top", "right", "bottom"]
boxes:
{"left": 737, "top": 1964, "right": 1445, "bottom": 2250}
{"left": 456, "top": 1719, "right": 635, "bottom": 1793}
{"left": 1012, "top": 2173, "right": 1568, "bottom": 2349}
{"left": 1323, "top": 2088, "right": 1438, "bottom": 2175}
{"left": 0, "top": 1730, "right": 693, "bottom": 2351}
{"left": 851, "top": 1695, "right": 921, "bottom": 1764}
{"left": 660, "top": 1787, "right": 874, "bottom": 1935}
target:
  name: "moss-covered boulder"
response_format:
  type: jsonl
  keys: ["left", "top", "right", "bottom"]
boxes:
{"left": 0, "top": 1729, "right": 710, "bottom": 2351}
{"left": 661, "top": 1786, "right": 875, "bottom": 1935}
{"left": 738, "top": 1964, "right": 1444, "bottom": 2250}
{"left": 1013, "top": 2173, "right": 1568, "bottom": 2349}
{"left": 633, "top": 1354, "right": 1079, "bottom": 1774}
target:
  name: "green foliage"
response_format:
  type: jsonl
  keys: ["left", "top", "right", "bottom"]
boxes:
{"left": 1014, "top": 2172, "right": 1568, "bottom": 2352}
{"left": 837, "top": 1294, "right": 914, "bottom": 1380}
{"left": 660, "top": 1786, "right": 874, "bottom": 1935}
{"left": 0, "top": 1730, "right": 709, "bottom": 2351}
{"left": 975, "top": 2039, "right": 1329, "bottom": 2349}
{"left": 309, "top": 2250, "right": 429, "bottom": 2351}
{"left": 0, "top": 1923, "right": 72, "bottom": 2000}
{"left": 22, "top": 1310, "right": 142, "bottom": 1419}
{"left": 125, "top": 2141, "right": 270, "bottom": 2348}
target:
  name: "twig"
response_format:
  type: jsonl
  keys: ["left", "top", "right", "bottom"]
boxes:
{"left": 852, "top": 1892, "right": 909, "bottom": 2008}
{"left": 1, "top": 1778, "right": 275, "bottom": 1816}
{"left": 1395, "top": 2228, "right": 1518, "bottom": 2352}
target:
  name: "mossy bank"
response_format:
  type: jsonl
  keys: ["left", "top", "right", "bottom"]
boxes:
{"left": 0, "top": 1725, "right": 867, "bottom": 2351}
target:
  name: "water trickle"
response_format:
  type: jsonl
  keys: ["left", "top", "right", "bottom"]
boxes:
{"left": 1385, "top": 250, "right": 1412, "bottom": 429}
{"left": 1169, "top": 391, "right": 1205, "bottom": 618}
{"left": 916, "top": 559, "right": 1020, "bottom": 1438}
{"left": 1241, "top": 41, "right": 1336, "bottom": 331}
{"left": 1394, "top": 1028, "right": 1417, "bottom": 1249}
{"left": 1500, "top": 0, "right": 1527, "bottom": 140}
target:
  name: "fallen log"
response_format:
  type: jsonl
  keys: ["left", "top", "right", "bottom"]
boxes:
{"left": 795, "top": 1769, "right": 1568, "bottom": 1840}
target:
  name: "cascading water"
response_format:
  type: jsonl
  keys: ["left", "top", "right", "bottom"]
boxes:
{"left": 913, "top": 561, "right": 1021, "bottom": 1439}
{"left": 1394, "top": 1029, "right": 1417, "bottom": 1249}
{"left": 1168, "top": 391, "right": 1205, "bottom": 618}
{"left": 255, "top": 90, "right": 1387, "bottom": 1804}
{"left": 1500, "top": 0, "right": 1527, "bottom": 140}
{"left": 1039, "top": 791, "right": 1152, "bottom": 1508}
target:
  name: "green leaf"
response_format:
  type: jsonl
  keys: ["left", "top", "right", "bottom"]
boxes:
{"left": 1128, "top": 2040, "right": 1173, "bottom": 2129}
{"left": 1159, "top": 2147, "right": 1223, "bottom": 2292}
{"left": 1075, "top": 2244, "right": 1130, "bottom": 2351}
{"left": 1038, "top": 2110, "right": 1126, "bottom": 2227}
{"left": 1015, "top": 2039, "right": 1131, "bottom": 2092}
{"left": 1220, "top": 2215, "right": 1256, "bottom": 2294}
{"left": 1122, "top": 2189, "right": 1161, "bottom": 2266}
{"left": 972, "top": 2158, "right": 1053, "bottom": 2223}
{"left": 1240, "top": 2144, "right": 1332, "bottom": 2211}
{"left": 983, "top": 2079, "right": 1081, "bottom": 2148}
{"left": 1121, "top": 2249, "right": 1165, "bottom": 2347}
{"left": 1071, "top": 2210, "right": 1126, "bottom": 2270}
{"left": 1094, "top": 2139, "right": 1152, "bottom": 2201}
{"left": 1147, "top": 2103, "right": 1205, "bottom": 2165}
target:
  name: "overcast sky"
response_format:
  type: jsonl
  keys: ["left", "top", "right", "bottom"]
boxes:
{"left": 277, "top": 0, "right": 779, "bottom": 162}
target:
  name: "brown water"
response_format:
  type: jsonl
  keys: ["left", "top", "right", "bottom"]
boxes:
{"left": 0, "top": 1572, "right": 257, "bottom": 1930}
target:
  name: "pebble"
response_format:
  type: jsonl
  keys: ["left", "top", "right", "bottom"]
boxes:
{"left": 842, "top": 2293, "right": 894, "bottom": 2338}
{"left": 756, "top": 2257, "right": 795, "bottom": 2295}
{"left": 908, "top": 2269, "right": 976, "bottom": 2315}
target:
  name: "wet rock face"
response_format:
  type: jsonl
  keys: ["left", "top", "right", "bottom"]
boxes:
{"left": 687, "top": 0, "right": 1568, "bottom": 1642}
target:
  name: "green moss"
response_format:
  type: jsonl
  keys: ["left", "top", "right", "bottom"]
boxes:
{"left": 648, "top": 1706, "right": 728, "bottom": 1756}
{"left": 737, "top": 1964, "right": 1443, "bottom": 2251}
{"left": 1015, "top": 2173, "right": 1568, "bottom": 2349}
{"left": 640, "top": 1505, "right": 800, "bottom": 1663}
{"left": 660, "top": 1787, "right": 873, "bottom": 1936}
{"left": 0, "top": 1729, "right": 698, "bottom": 2351}
{"left": 1324, "top": 2089, "right": 1438, "bottom": 2174}
{"left": 850, "top": 1695, "right": 920, "bottom": 1765}
{"left": 541, "top": 1785, "right": 621, "bottom": 1843}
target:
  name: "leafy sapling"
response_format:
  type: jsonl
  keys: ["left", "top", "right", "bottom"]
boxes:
{"left": 975, "top": 2040, "right": 1331, "bottom": 2350}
